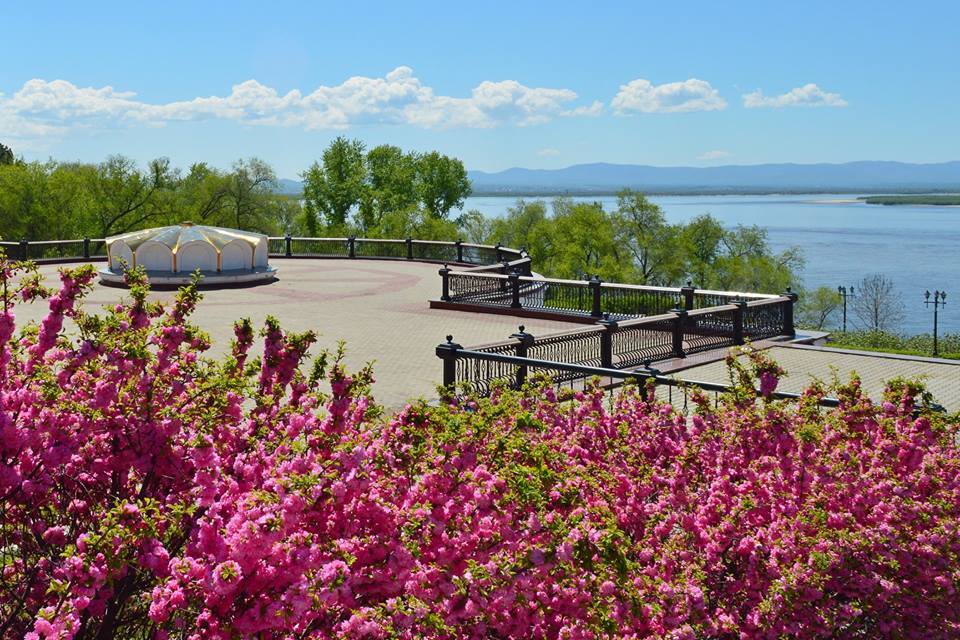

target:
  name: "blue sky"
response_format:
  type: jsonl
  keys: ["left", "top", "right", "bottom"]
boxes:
{"left": 3, "top": 1, "right": 958, "bottom": 176}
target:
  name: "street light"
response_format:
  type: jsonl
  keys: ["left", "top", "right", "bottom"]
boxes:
{"left": 837, "top": 285, "right": 855, "bottom": 332}
{"left": 924, "top": 290, "right": 947, "bottom": 356}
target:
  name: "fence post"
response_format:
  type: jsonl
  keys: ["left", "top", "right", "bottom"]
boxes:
{"left": 439, "top": 264, "right": 452, "bottom": 301}
{"left": 733, "top": 299, "right": 747, "bottom": 345}
{"left": 681, "top": 281, "right": 696, "bottom": 310}
{"left": 508, "top": 269, "right": 522, "bottom": 308}
{"left": 671, "top": 307, "right": 687, "bottom": 358}
{"left": 520, "top": 248, "right": 532, "bottom": 276}
{"left": 783, "top": 288, "right": 798, "bottom": 337}
{"left": 284, "top": 234, "right": 292, "bottom": 257}
{"left": 495, "top": 242, "right": 503, "bottom": 263}
{"left": 348, "top": 236, "right": 356, "bottom": 259}
{"left": 19, "top": 239, "right": 28, "bottom": 261}
{"left": 589, "top": 275, "right": 603, "bottom": 318}
{"left": 510, "top": 325, "right": 535, "bottom": 387}
{"left": 406, "top": 237, "right": 413, "bottom": 260}
{"left": 599, "top": 313, "right": 618, "bottom": 369}
{"left": 456, "top": 239, "right": 464, "bottom": 263}
{"left": 83, "top": 237, "right": 91, "bottom": 259}
{"left": 436, "top": 335, "right": 463, "bottom": 390}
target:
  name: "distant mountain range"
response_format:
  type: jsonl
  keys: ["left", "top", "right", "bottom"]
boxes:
{"left": 468, "top": 161, "right": 960, "bottom": 195}
{"left": 277, "top": 161, "right": 960, "bottom": 196}
{"left": 276, "top": 178, "right": 305, "bottom": 196}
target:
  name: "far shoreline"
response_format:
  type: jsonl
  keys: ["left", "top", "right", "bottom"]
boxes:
{"left": 467, "top": 189, "right": 960, "bottom": 199}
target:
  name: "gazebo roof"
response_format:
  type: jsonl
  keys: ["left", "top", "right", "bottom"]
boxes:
{"left": 106, "top": 222, "right": 267, "bottom": 253}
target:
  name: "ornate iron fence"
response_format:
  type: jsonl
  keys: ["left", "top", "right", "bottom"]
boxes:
{"left": 268, "top": 236, "right": 525, "bottom": 268}
{"left": 0, "top": 239, "right": 107, "bottom": 262}
{"left": 744, "top": 298, "right": 790, "bottom": 340}
{"left": 1, "top": 236, "right": 526, "bottom": 271}
{"left": 285, "top": 237, "right": 351, "bottom": 257}
{"left": 437, "top": 295, "right": 795, "bottom": 394}
{"left": 439, "top": 270, "right": 789, "bottom": 323}
{"left": 683, "top": 305, "right": 739, "bottom": 355}
{"left": 436, "top": 336, "right": 840, "bottom": 407}
{"left": 610, "top": 314, "right": 677, "bottom": 368}
{"left": 600, "top": 283, "right": 681, "bottom": 317}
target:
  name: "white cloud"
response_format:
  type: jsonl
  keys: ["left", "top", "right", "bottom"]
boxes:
{"left": 561, "top": 100, "right": 603, "bottom": 117}
{"left": 742, "top": 83, "right": 848, "bottom": 108}
{"left": 0, "top": 67, "right": 598, "bottom": 142}
{"left": 697, "top": 149, "right": 731, "bottom": 161}
{"left": 537, "top": 147, "right": 560, "bottom": 157}
{"left": 611, "top": 78, "right": 727, "bottom": 114}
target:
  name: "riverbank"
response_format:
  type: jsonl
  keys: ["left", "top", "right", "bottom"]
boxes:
{"left": 859, "top": 195, "right": 960, "bottom": 206}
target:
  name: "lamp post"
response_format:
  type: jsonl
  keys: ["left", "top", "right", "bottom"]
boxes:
{"left": 837, "top": 285, "right": 855, "bottom": 332}
{"left": 924, "top": 290, "right": 947, "bottom": 356}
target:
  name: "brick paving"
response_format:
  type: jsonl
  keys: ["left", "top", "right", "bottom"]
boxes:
{"left": 12, "top": 259, "right": 581, "bottom": 408}
{"left": 670, "top": 344, "right": 960, "bottom": 412}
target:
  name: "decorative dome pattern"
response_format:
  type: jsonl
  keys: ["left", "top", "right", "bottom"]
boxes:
{"left": 101, "top": 223, "right": 275, "bottom": 286}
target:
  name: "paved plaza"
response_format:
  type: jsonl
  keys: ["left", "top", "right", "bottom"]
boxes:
{"left": 12, "top": 258, "right": 960, "bottom": 411}
{"left": 15, "top": 259, "right": 580, "bottom": 408}
{"left": 673, "top": 344, "right": 960, "bottom": 412}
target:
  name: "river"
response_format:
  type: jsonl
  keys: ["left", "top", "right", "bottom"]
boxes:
{"left": 459, "top": 194, "right": 960, "bottom": 335}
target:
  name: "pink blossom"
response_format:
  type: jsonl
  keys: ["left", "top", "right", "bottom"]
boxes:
{"left": 1, "top": 262, "right": 958, "bottom": 639}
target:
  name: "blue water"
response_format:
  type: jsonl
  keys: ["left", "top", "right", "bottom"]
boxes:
{"left": 460, "top": 194, "right": 960, "bottom": 335}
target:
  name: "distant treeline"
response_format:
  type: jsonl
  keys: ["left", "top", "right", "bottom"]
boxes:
{"left": 0, "top": 152, "right": 300, "bottom": 241}
{"left": 859, "top": 195, "right": 960, "bottom": 206}
{"left": 473, "top": 188, "right": 960, "bottom": 198}
{"left": 0, "top": 138, "right": 804, "bottom": 296}
{"left": 0, "top": 138, "right": 474, "bottom": 243}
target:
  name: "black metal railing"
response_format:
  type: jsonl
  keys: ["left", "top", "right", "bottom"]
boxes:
{"left": 436, "top": 294, "right": 796, "bottom": 395}
{"left": 436, "top": 335, "right": 840, "bottom": 407}
{"left": 283, "top": 237, "right": 352, "bottom": 257}
{"left": 268, "top": 236, "right": 526, "bottom": 269}
{"left": 0, "top": 238, "right": 107, "bottom": 263}
{"left": 439, "top": 270, "right": 788, "bottom": 322}
{"left": 683, "top": 305, "right": 739, "bottom": 356}
{"left": 0, "top": 236, "right": 527, "bottom": 271}
{"left": 744, "top": 298, "right": 791, "bottom": 340}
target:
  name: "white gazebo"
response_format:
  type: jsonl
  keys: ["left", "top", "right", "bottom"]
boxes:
{"left": 99, "top": 222, "right": 277, "bottom": 285}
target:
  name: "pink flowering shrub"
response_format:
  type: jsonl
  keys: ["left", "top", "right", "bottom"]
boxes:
{"left": 2, "top": 258, "right": 960, "bottom": 639}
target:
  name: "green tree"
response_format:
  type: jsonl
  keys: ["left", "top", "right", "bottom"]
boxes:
{"left": 487, "top": 199, "right": 554, "bottom": 267}
{"left": 798, "top": 286, "right": 842, "bottom": 330}
{"left": 271, "top": 196, "right": 304, "bottom": 235}
{"left": 177, "top": 162, "right": 231, "bottom": 224}
{"left": 370, "top": 205, "right": 461, "bottom": 241}
{"left": 852, "top": 273, "right": 905, "bottom": 332}
{"left": 0, "top": 161, "right": 90, "bottom": 241}
{"left": 681, "top": 214, "right": 725, "bottom": 286}
{"left": 225, "top": 158, "right": 279, "bottom": 232}
{"left": 84, "top": 155, "right": 173, "bottom": 238}
{"left": 302, "top": 137, "right": 368, "bottom": 229}
{"left": 711, "top": 224, "right": 803, "bottom": 292}
{"left": 360, "top": 145, "right": 418, "bottom": 230}
{"left": 613, "top": 189, "right": 683, "bottom": 285}
{"left": 415, "top": 151, "right": 471, "bottom": 219}
{"left": 550, "top": 199, "right": 624, "bottom": 280}
{"left": 455, "top": 209, "right": 491, "bottom": 244}
{"left": 0, "top": 143, "right": 13, "bottom": 166}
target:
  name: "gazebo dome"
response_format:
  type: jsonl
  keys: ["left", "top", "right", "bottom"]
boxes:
{"left": 99, "top": 222, "right": 276, "bottom": 286}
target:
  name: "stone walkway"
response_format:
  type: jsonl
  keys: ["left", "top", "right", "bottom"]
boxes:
{"left": 13, "top": 259, "right": 581, "bottom": 408}
{"left": 671, "top": 344, "right": 960, "bottom": 412}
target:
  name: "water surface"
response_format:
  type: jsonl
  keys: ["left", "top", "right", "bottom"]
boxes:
{"left": 459, "top": 194, "right": 960, "bottom": 335}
